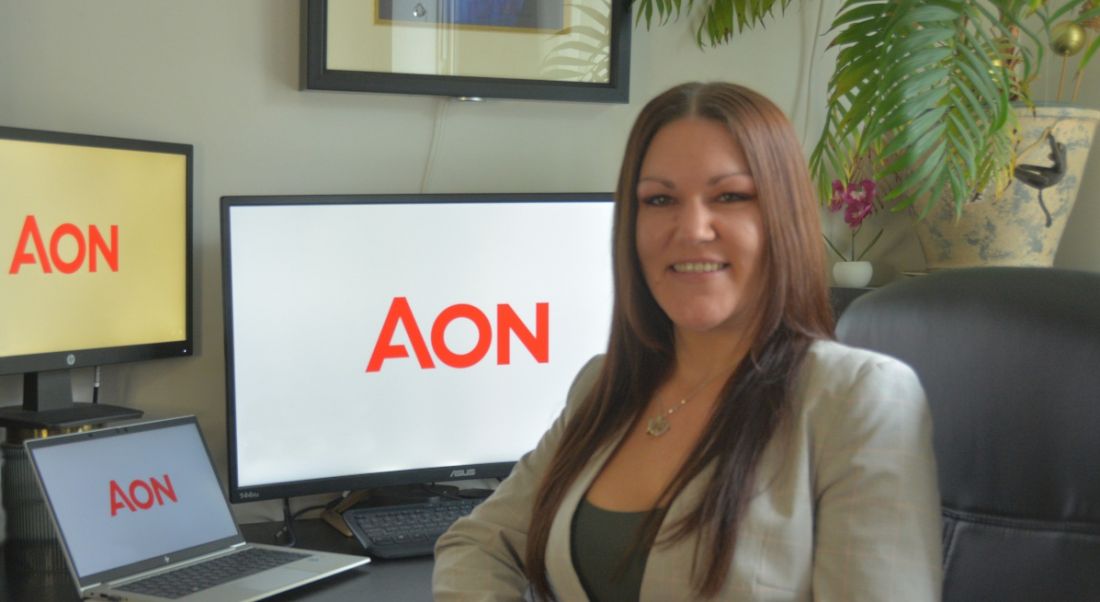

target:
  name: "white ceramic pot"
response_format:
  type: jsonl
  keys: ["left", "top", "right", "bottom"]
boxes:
{"left": 833, "top": 261, "right": 873, "bottom": 288}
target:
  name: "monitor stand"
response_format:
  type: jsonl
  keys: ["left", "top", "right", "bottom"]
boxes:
{"left": 0, "top": 369, "right": 142, "bottom": 430}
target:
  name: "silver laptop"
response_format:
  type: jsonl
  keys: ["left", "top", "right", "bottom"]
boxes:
{"left": 24, "top": 415, "right": 370, "bottom": 601}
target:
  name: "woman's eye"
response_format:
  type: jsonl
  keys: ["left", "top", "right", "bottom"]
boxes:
{"left": 717, "top": 192, "right": 753, "bottom": 203}
{"left": 641, "top": 194, "right": 673, "bottom": 207}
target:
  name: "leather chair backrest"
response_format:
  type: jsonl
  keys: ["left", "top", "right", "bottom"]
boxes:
{"left": 836, "top": 267, "right": 1100, "bottom": 602}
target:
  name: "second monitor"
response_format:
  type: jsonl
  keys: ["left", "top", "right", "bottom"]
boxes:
{"left": 221, "top": 193, "right": 616, "bottom": 505}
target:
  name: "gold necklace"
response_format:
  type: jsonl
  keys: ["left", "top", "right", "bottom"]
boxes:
{"left": 645, "top": 371, "right": 725, "bottom": 437}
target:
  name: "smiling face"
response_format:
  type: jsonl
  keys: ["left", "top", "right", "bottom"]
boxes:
{"left": 634, "top": 117, "right": 766, "bottom": 337}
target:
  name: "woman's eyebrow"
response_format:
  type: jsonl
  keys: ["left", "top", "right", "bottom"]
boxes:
{"left": 636, "top": 175, "right": 675, "bottom": 188}
{"left": 708, "top": 171, "right": 753, "bottom": 186}
{"left": 637, "top": 171, "right": 753, "bottom": 189}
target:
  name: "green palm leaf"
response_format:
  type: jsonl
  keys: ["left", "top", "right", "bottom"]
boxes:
{"left": 632, "top": 0, "right": 795, "bottom": 45}
{"left": 630, "top": 0, "right": 1095, "bottom": 215}
{"left": 811, "top": 0, "right": 1021, "bottom": 215}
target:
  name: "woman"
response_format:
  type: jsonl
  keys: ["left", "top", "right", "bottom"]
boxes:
{"left": 433, "top": 82, "right": 942, "bottom": 601}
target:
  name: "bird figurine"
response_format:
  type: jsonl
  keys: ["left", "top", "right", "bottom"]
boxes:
{"left": 1013, "top": 133, "right": 1066, "bottom": 228}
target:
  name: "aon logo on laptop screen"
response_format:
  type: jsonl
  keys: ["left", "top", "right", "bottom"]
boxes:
{"left": 29, "top": 422, "right": 238, "bottom": 578}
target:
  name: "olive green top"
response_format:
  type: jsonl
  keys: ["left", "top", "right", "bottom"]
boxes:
{"left": 570, "top": 497, "right": 654, "bottom": 602}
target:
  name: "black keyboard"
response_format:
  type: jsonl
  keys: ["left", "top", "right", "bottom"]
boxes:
{"left": 345, "top": 497, "right": 484, "bottom": 559}
{"left": 117, "top": 546, "right": 308, "bottom": 599}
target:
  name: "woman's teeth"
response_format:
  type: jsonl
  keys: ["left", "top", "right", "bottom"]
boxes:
{"left": 672, "top": 262, "right": 724, "bottom": 273}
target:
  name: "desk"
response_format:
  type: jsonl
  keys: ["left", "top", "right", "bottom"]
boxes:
{"left": 0, "top": 519, "right": 434, "bottom": 601}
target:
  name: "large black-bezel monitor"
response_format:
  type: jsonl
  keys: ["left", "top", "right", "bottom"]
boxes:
{"left": 221, "top": 193, "right": 615, "bottom": 503}
{"left": 0, "top": 126, "right": 193, "bottom": 423}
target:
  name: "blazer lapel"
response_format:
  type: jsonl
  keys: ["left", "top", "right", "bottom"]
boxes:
{"left": 638, "top": 462, "right": 718, "bottom": 601}
{"left": 544, "top": 440, "right": 617, "bottom": 601}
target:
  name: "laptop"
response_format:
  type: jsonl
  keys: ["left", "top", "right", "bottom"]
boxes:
{"left": 24, "top": 415, "right": 370, "bottom": 601}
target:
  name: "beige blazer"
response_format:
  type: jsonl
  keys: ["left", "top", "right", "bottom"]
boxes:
{"left": 433, "top": 340, "right": 943, "bottom": 601}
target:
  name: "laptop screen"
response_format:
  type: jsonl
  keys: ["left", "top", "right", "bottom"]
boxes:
{"left": 27, "top": 418, "right": 240, "bottom": 580}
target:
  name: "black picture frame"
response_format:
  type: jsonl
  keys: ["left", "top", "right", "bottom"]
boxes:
{"left": 301, "top": 0, "right": 631, "bottom": 103}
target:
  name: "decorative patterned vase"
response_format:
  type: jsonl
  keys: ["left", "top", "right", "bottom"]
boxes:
{"left": 914, "top": 105, "right": 1100, "bottom": 268}
{"left": 832, "top": 261, "right": 873, "bottom": 288}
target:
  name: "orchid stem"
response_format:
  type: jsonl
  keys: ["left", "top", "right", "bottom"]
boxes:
{"left": 855, "top": 228, "right": 885, "bottom": 261}
{"left": 824, "top": 234, "right": 847, "bottom": 262}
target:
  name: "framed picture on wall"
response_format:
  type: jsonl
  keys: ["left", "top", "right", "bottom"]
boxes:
{"left": 301, "top": 0, "right": 631, "bottom": 103}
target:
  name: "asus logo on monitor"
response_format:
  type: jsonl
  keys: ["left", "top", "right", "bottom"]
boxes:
{"left": 367, "top": 297, "right": 549, "bottom": 372}
{"left": 8, "top": 215, "right": 119, "bottom": 274}
{"left": 109, "top": 474, "right": 177, "bottom": 517}
{"left": 449, "top": 468, "right": 476, "bottom": 478}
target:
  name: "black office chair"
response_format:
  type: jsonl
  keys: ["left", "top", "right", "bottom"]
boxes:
{"left": 835, "top": 267, "right": 1100, "bottom": 602}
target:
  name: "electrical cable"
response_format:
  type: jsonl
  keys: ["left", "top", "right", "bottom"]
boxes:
{"left": 421, "top": 482, "right": 463, "bottom": 500}
{"left": 798, "top": 0, "right": 827, "bottom": 146}
{"left": 424, "top": 481, "right": 494, "bottom": 500}
{"left": 275, "top": 497, "right": 297, "bottom": 547}
{"left": 291, "top": 502, "right": 331, "bottom": 520}
{"left": 273, "top": 495, "right": 344, "bottom": 546}
{"left": 92, "top": 366, "right": 101, "bottom": 404}
{"left": 275, "top": 494, "right": 357, "bottom": 544}
{"left": 789, "top": 0, "right": 810, "bottom": 127}
{"left": 418, "top": 97, "right": 450, "bottom": 193}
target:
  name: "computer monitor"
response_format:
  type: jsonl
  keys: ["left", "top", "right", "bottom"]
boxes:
{"left": 221, "top": 194, "right": 615, "bottom": 503}
{"left": 0, "top": 127, "right": 193, "bottom": 428}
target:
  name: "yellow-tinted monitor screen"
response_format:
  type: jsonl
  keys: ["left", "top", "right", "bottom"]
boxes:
{"left": 0, "top": 127, "right": 192, "bottom": 373}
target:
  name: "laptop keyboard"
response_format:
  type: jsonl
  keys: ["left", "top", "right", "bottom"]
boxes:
{"left": 116, "top": 546, "right": 309, "bottom": 599}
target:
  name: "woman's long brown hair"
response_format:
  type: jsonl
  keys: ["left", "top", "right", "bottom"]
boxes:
{"left": 524, "top": 82, "right": 835, "bottom": 599}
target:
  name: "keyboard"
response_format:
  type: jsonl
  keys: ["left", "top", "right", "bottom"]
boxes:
{"left": 344, "top": 497, "right": 484, "bottom": 559}
{"left": 117, "top": 546, "right": 308, "bottom": 599}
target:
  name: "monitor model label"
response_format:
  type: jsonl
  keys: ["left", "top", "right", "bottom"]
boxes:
{"left": 366, "top": 297, "right": 549, "bottom": 372}
{"left": 8, "top": 214, "right": 119, "bottom": 274}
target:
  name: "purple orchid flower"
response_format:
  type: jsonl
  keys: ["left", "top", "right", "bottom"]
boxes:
{"left": 825, "top": 178, "right": 884, "bottom": 262}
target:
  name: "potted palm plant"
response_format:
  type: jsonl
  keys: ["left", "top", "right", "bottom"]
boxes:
{"left": 632, "top": 0, "right": 1100, "bottom": 268}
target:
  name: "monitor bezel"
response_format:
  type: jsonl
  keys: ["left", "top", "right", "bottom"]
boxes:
{"left": 220, "top": 192, "right": 613, "bottom": 503}
{"left": 0, "top": 126, "right": 195, "bottom": 376}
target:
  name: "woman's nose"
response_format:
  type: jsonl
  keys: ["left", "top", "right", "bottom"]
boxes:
{"left": 676, "top": 199, "right": 717, "bottom": 242}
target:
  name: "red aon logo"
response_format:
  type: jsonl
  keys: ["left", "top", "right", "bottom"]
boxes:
{"left": 110, "top": 474, "right": 178, "bottom": 517}
{"left": 366, "top": 297, "right": 549, "bottom": 372}
{"left": 8, "top": 214, "right": 119, "bottom": 274}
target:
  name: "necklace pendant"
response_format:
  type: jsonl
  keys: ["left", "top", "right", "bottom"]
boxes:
{"left": 646, "top": 415, "right": 670, "bottom": 437}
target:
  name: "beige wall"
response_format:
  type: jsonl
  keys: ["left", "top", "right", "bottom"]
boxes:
{"left": 1, "top": 1, "right": 1097, "bottom": 525}
{"left": 1044, "top": 44, "right": 1100, "bottom": 270}
{"left": 0, "top": 0, "right": 833, "bottom": 522}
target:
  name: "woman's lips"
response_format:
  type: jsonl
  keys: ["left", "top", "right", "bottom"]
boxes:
{"left": 670, "top": 261, "right": 729, "bottom": 273}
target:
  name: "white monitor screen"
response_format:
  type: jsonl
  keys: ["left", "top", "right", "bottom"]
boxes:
{"left": 221, "top": 194, "right": 615, "bottom": 502}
